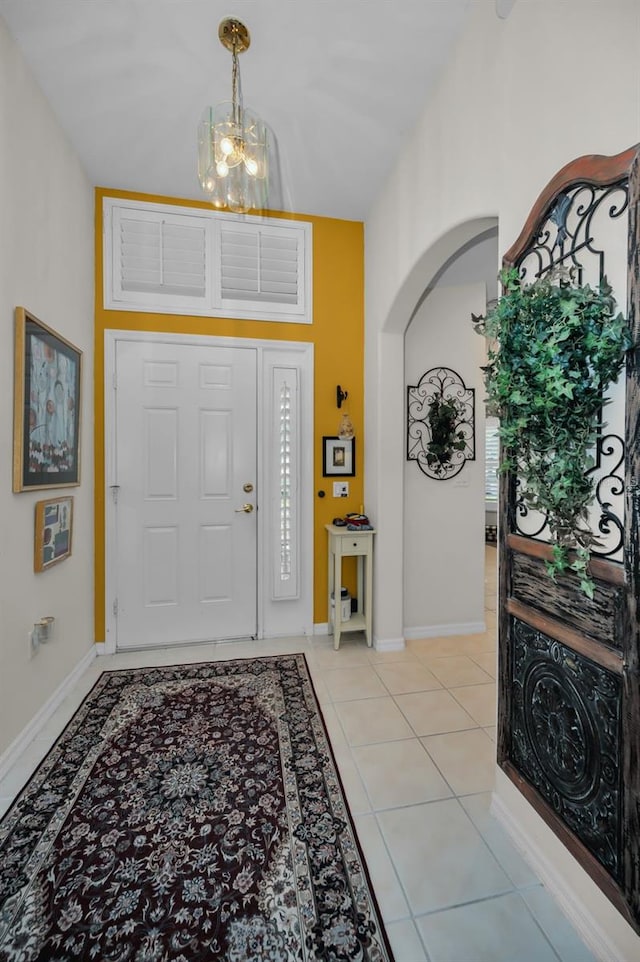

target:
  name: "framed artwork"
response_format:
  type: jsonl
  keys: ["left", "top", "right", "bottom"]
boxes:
{"left": 13, "top": 307, "right": 82, "bottom": 491}
{"left": 322, "top": 436, "right": 356, "bottom": 477}
{"left": 34, "top": 496, "right": 74, "bottom": 572}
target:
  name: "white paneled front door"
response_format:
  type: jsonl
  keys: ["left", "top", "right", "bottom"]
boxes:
{"left": 113, "top": 339, "right": 257, "bottom": 649}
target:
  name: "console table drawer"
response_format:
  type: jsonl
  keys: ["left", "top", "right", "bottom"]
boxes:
{"left": 343, "top": 534, "right": 369, "bottom": 554}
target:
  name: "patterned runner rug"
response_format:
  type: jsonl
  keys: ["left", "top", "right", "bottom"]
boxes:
{"left": 0, "top": 654, "right": 393, "bottom": 961}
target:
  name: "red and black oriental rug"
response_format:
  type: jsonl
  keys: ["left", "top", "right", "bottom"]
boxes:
{"left": 0, "top": 655, "right": 393, "bottom": 961}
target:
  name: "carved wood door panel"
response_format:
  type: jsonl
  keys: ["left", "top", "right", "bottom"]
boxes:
{"left": 497, "top": 145, "right": 640, "bottom": 930}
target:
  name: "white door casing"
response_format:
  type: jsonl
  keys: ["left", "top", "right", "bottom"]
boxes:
{"left": 104, "top": 331, "right": 314, "bottom": 653}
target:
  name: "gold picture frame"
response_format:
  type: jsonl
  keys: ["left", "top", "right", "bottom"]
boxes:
{"left": 34, "top": 496, "right": 74, "bottom": 572}
{"left": 13, "top": 307, "right": 82, "bottom": 492}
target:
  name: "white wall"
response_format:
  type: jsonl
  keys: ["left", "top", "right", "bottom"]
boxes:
{"left": 365, "top": 0, "right": 640, "bottom": 954}
{"left": 404, "top": 282, "right": 487, "bottom": 636}
{"left": 0, "top": 17, "right": 94, "bottom": 757}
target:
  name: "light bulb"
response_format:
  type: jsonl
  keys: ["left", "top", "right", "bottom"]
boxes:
{"left": 244, "top": 157, "right": 258, "bottom": 176}
{"left": 220, "top": 136, "right": 234, "bottom": 156}
{"left": 216, "top": 160, "right": 229, "bottom": 177}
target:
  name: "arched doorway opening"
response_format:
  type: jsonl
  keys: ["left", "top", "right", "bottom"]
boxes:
{"left": 365, "top": 216, "right": 499, "bottom": 650}
{"left": 403, "top": 227, "right": 499, "bottom": 640}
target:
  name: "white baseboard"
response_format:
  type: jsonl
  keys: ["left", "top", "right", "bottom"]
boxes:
{"left": 491, "top": 791, "right": 631, "bottom": 962}
{"left": 262, "top": 626, "right": 314, "bottom": 640}
{"left": 404, "top": 620, "right": 485, "bottom": 640}
{"left": 373, "top": 636, "right": 406, "bottom": 652}
{"left": 313, "top": 624, "right": 405, "bottom": 653}
{"left": 0, "top": 645, "right": 97, "bottom": 782}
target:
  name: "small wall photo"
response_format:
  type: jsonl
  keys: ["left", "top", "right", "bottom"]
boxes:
{"left": 34, "top": 496, "right": 74, "bottom": 572}
{"left": 322, "top": 436, "right": 355, "bottom": 477}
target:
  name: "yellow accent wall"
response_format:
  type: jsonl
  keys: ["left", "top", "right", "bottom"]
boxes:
{"left": 94, "top": 188, "right": 364, "bottom": 640}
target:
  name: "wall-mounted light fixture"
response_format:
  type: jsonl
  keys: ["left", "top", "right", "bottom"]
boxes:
{"left": 335, "top": 385, "right": 354, "bottom": 438}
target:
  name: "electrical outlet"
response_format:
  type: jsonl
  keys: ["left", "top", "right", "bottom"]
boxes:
{"left": 333, "top": 481, "right": 349, "bottom": 498}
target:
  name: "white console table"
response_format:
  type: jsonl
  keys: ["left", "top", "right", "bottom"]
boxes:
{"left": 326, "top": 524, "right": 375, "bottom": 650}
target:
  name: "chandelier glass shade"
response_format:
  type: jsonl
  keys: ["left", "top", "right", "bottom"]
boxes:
{"left": 198, "top": 19, "right": 268, "bottom": 214}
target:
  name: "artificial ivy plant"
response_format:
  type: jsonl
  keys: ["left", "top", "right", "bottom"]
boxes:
{"left": 473, "top": 267, "right": 631, "bottom": 597}
{"left": 426, "top": 393, "right": 466, "bottom": 470}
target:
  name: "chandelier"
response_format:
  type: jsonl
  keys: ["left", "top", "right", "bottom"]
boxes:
{"left": 198, "top": 18, "right": 268, "bottom": 213}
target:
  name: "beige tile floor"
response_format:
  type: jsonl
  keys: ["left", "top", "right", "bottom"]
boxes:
{"left": 0, "top": 546, "right": 597, "bottom": 961}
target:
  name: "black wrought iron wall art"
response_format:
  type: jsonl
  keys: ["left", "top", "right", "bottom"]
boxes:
{"left": 407, "top": 367, "right": 475, "bottom": 480}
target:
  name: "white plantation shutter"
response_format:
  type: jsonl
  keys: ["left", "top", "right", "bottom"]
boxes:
{"left": 106, "top": 203, "right": 211, "bottom": 311}
{"left": 104, "top": 199, "right": 312, "bottom": 322}
{"left": 120, "top": 219, "right": 206, "bottom": 297}
{"left": 271, "top": 366, "right": 300, "bottom": 600}
{"left": 215, "top": 221, "right": 309, "bottom": 318}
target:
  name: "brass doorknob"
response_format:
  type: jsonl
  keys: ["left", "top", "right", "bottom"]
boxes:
{"left": 235, "top": 503, "right": 254, "bottom": 513}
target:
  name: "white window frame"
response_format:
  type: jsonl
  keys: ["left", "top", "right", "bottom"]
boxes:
{"left": 103, "top": 197, "right": 312, "bottom": 324}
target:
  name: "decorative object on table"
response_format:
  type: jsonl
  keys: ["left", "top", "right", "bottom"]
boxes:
{"left": 0, "top": 656, "right": 394, "bottom": 962}
{"left": 322, "top": 435, "right": 355, "bottom": 477}
{"left": 34, "top": 496, "right": 73, "bottom": 572}
{"left": 345, "top": 512, "right": 373, "bottom": 530}
{"left": 197, "top": 18, "right": 270, "bottom": 213}
{"left": 13, "top": 307, "right": 82, "bottom": 492}
{"left": 331, "top": 586, "right": 352, "bottom": 622}
{"left": 407, "top": 366, "right": 475, "bottom": 480}
{"left": 473, "top": 266, "right": 630, "bottom": 596}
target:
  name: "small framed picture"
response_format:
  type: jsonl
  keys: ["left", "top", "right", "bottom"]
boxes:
{"left": 322, "top": 436, "right": 355, "bottom": 477}
{"left": 13, "top": 307, "right": 82, "bottom": 492}
{"left": 34, "top": 496, "right": 73, "bottom": 572}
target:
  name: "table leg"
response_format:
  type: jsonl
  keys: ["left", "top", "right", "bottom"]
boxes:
{"left": 365, "top": 551, "right": 373, "bottom": 647}
{"left": 333, "top": 548, "right": 342, "bottom": 650}
{"left": 327, "top": 544, "right": 334, "bottom": 630}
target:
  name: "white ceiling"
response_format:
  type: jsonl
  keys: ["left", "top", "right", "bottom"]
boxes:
{"left": 0, "top": 0, "right": 474, "bottom": 221}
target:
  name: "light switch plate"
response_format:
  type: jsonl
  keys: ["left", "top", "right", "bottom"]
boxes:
{"left": 333, "top": 481, "right": 349, "bottom": 498}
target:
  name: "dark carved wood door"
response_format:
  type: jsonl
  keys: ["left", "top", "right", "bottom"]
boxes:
{"left": 497, "top": 145, "right": 640, "bottom": 930}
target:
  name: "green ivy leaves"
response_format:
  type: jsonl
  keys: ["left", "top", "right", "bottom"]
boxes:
{"left": 426, "top": 394, "right": 465, "bottom": 468}
{"left": 473, "top": 268, "right": 631, "bottom": 596}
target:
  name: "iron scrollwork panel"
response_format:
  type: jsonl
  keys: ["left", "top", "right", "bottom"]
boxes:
{"left": 510, "top": 618, "right": 622, "bottom": 879}
{"left": 517, "top": 182, "right": 629, "bottom": 287}
{"left": 514, "top": 432, "right": 626, "bottom": 560}
{"left": 512, "top": 180, "right": 628, "bottom": 562}
{"left": 407, "top": 367, "right": 475, "bottom": 480}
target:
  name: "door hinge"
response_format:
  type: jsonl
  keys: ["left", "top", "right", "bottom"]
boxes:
{"left": 112, "top": 599, "right": 118, "bottom": 617}
{"left": 110, "top": 484, "right": 120, "bottom": 504}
